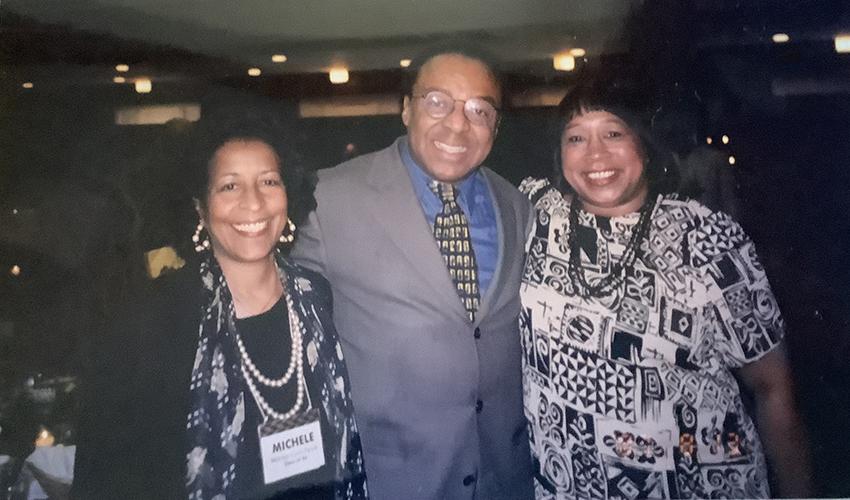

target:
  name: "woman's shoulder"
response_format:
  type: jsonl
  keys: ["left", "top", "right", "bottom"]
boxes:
{"left": 285, "top": 258, "right": 332, "bottom": 298}
{"left": 101, "top": 263, "right": 202, "bottom": 348}
{"left": 657, "top": 194, "right": 751, "bottom": 261}
{"left": 518, "top": 176, "right": 552, "bottom": 198}
{"left": 658, "top": 194, "right": 742, "bottom": 230}
{"left": 519, "top": 176, "right": 571, "bottom": 214}
{"left": 144, "top": 263, "right": 203, "bottom": 314}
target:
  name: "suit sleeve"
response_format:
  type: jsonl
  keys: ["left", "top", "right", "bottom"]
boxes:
{"left": 290, "top": 195, "right": 330, "bottom": 276}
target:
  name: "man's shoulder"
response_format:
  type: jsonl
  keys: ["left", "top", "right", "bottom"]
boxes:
{"left": 317, "top": 140, "right": 400, "bottom": 187}
{"left": 481, "top": 168, "right": 531, "bottom": 208}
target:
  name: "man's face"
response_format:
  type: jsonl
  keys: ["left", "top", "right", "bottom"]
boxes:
{"left": 402, "top": 54, "right": 501, "bottom": 183}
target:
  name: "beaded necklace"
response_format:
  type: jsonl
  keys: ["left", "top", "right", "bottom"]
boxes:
{"left": 567, "top": 194, "right": 657, "bottom": 298}
{"left": 235, "top": 274, "right": 306, "bottom": 422}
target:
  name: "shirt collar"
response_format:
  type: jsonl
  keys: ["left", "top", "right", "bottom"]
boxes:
{"left": 399, "top": 135, "right": 483, "bottom": 201}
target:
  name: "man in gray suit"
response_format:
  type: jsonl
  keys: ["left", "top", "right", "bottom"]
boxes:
{"left": 291, "top": 48, "right": 533, "bottom": 500}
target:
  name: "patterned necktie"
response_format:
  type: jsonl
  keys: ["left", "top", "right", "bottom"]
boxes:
{"left": 430, "top": 181, "right": 480, "bottom": 322}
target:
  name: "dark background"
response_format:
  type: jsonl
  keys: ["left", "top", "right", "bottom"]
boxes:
{"left": 1, "top": 0, "right": 848, "bottom": 496}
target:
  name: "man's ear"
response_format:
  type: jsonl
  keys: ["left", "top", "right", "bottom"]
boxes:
{"left": 401, "top": 95, "right": 411, "bottom": 127}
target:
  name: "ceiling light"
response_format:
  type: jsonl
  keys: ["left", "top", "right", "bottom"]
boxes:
{"left": 329, "top": 68, "right": 349, "bottom": 84}
{"left": 247, "top": 67, "right": 262, "bottom": 77}
{"left": 115, "top": 64, "right": 129, "bottom": 72}
{"left": 706, "top": 136, "right": 713, "bottom": 145}
{"left": 271, "top": 54, "right": 287, "bottom": 63}
{"left": 835, "top": 34, "right": 850, "bottom": 53}
{"left": 10, "top": 265, "right": 21, "bottom": 276}
{"left": 771, "top": 33, "right": 790, "bottom": 43}
{"left": 721, "top": 134, "right": 730, "bottom": 144}
{"left": 553, "top": 54, "right": 576, "bottom": 71}
{"left": 134, "top": 78, "right": 152, "bottom": 94}
{"left": 22, "top": 82, "right": 33, "bottom": 89}
{"left": 569, "top": 48, "right": 586, "bottom": 57}
{"left": 113, "top": 76, "right": 126, "bottom": 84}
{"left": 399, "top": 59, "right": 412, "bottom": 68}
{"left": 728, "top": 155, "right": 736, "bottom": 165}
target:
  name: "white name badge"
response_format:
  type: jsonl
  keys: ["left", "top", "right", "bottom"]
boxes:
{"left": 258, "top": 408, "right": 325, "bottom": 485}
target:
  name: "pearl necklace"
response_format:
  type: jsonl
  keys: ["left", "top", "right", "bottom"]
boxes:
{"left": 236, "top": 276, "right": 306, "bottom": 422}
{"left": 235, "top": 307, "right": 301, "bottom": 387}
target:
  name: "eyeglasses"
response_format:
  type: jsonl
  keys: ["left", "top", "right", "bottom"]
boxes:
{"left": 412, "top": 90, "right": 500, "bottom": 129}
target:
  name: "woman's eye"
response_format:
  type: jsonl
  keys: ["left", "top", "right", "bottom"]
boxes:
{"left": 219, "top": 183, "right": 237, "bottom": 192}
{"left": 606, "top": 130, "right": 624, "bottom": 138}
{"left": 262, "top": 178, "right": 281, "bottom": 186}
{"left": 565, "top": 135, "right": 584, "bottom": 144}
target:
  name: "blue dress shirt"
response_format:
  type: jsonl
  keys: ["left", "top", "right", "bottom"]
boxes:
{"left": 399, "top": 137, "right": 499, "bottom": 296}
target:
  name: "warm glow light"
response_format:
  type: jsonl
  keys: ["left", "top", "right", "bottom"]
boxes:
{"left": 12, "top": 209, "right": 18, "bottom": 215}
{"left": 728, "top": 155, "right": 736, "bottom": 165}
{"left": 145, "top": 246, "right": 186, "bottom": 278}
{"left": 399, "top": 58, "right": 412, "bottom": 68}
{"left": 329, "top": 68, "right": 349, "bottom": 84}
{"left": 706, "top": 137, "right": 713, "bottom": 145}
{"left": 35, "top": 428, "right": 55, "bottom": 447}
{"left": 721, "top": 134, "right": 730, "bottom": 144}
{"left": 569, "top": 48, "right": 586, "bottom": 57}
{"left": 10, "top": 265, "right": 21, "bottom": 276}
{"left": 22, "top": 82, "right": 33, "bottom": 89}
{"left": 298, "top": 95, "right": 400, "bottom": 118}
{"left": 772, "top": 33, "right": 790, "bottom": 43}
{"left": 553, "top": 54, "right": 576, "bottom": 71}
{"left": 115, "top": 104, "right": 202, "bottom": 125}
{"left": 115, "top": 64, "right": 129, "bottom": 72}
{"left": 271, "top": 54, "right": 287, "bottom": 63}
{"left": 835, "top": 35, "right": 850, "bottom": 53}
{"left": 113, "top": 76, "right": 126, "bottom": 84}
{"left": 134, "top": 78, "right": 152, "bottom": 94}
{"left": 247, "top": 67, "right": 262, "bottom": 77}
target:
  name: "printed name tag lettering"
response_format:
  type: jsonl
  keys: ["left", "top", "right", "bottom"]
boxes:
{"left": 258, "top": 409, "right": 325, "bottom": 485}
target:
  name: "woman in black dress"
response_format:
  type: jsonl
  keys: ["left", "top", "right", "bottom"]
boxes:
{"left": 72, "top": 114, "right": 368, "bottom": 499}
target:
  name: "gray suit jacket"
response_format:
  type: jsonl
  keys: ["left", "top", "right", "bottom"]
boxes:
{"left": 292, "top": 137, "right": 534, "bottom": 500}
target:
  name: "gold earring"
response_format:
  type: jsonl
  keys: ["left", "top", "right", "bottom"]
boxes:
{"left": 192, "top": 219, "right": 211, "bottom": 253}
{"left": 279, "top": 218, "right": 296, "bottom": 244}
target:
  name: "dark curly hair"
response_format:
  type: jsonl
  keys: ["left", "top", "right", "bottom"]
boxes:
{"left": 184, "top": 108, "right": 316, "bottom": 251}
{"left": 551, "top": 79, "right": 678, "bottom": 196}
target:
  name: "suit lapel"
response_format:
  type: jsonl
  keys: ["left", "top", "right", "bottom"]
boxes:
{"left": 364, "top": 140, "right": 469, "bottom": 320}
{"left": 475, "top": 168, "right": 518, "bottom": 324}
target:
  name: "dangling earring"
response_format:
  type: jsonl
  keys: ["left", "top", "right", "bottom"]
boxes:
{"left": 279, "top": 218, "right": 296, "bottom": 244}
{"left": 192, "top": 219, "right": 211, "bottom": 253}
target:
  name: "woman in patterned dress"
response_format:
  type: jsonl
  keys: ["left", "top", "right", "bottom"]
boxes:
{"left": 518, "top": 83, "right": 811, "bottom": 499}
{"left": 72, "top": 114, "right": 368, "bottom": 499}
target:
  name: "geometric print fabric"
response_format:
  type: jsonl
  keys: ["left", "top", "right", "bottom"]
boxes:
{"left": 519, "top": 178, "right": 781, "bottom": 500}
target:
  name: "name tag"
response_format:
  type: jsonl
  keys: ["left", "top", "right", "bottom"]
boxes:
{"left": 258, "top": 408, "right": 325, "bottom": 485}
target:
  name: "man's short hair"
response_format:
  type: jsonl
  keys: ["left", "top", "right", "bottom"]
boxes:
{"left": 401, "top": 41, "right": 503, "bottom": 99}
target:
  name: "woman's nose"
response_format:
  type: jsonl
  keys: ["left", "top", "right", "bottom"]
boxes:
{"left": 239, "top": 185, "right": 263, "bottom": 209}
{"left": 586, "top": 135, "right": 607, "bottom": 157}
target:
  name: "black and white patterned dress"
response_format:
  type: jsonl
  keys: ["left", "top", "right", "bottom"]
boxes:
{"left": 519, "top": 178, "right": 781, "bottom": 499}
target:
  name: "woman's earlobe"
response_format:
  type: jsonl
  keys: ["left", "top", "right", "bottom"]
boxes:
{"left": 193, "top": 198, "right": 204, "bottom": 219}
